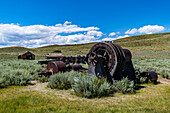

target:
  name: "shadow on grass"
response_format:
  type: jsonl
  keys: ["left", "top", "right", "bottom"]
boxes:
{"left": 135, "top": 81, "right": 160, "bottom": 91}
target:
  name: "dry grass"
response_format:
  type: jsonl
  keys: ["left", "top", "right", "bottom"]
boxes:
{"left": 0, "top": 80, "right": 170, "bottom": 113}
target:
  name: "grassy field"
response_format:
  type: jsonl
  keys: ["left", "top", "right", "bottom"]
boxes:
{"left": 133, "top": 58, "right": 170, "bottom": 79}
{"left": 0, "top": 80, "right": 169, "bottom": 112}
{"left": 0, "top": 32, "right": 170, "bottom": 112}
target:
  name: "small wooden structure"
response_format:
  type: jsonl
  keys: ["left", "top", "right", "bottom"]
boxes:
{"left": 46, "top": 53, "right": 64, "bottom": 59}
{"left": 18, "top": 51, "right": 35, "bottom": 60}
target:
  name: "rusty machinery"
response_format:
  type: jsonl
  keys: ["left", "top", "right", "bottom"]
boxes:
{"left": 139, "top": 71, "right": 158, "bottom": 83}
{"left": 38, "top": 41, "right": 157, "bottom": 83}
{"left": 86, "top": 41, "right": 135, "bottom": 83}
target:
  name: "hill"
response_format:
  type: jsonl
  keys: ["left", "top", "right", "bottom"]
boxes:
{"left": 0, "top": 32, "right": 169, "bottom": 58}
{"left": 114, "top": 32, "right": 170, "bottom": 58}
{"left": 0, "top": 46, "right": 35, "bottom": 55}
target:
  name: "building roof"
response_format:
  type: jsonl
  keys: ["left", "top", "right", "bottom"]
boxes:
{"left": 19, "top": 51, "right": 34, "bottom": 56}
{"left": 46, "top": 53, "right": 64, "bottom": 57}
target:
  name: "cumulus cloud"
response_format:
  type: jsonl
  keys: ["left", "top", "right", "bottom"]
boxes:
{"left": 0, "top": 21, "right": 103, "bottom": 48}
{"left": 125, "top": 28, "right": 138, "bottom": 34}
{"left": 87, "top": 31, "right": 103, "bottom": 37}
{"left": 125, "top": 25, "right": 165, "bottom": 34}
{"left": 101, "top": 35, "right": 129, "bottom": 41}
{"left": 109, "top": 32, "right": 116, "bottom": 36}
{"left": 109, "top": 32, "right": 120, "bottom": 36}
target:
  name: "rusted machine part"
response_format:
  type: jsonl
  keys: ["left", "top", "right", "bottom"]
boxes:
{"left": 140, "top": 71, "right": 158, "bottom": 82}
{"left": 38, "top": 60, "right": 53, "bottom": 65}
{"left": 67, "top": 65, "right": 83, "bottom": 70}
{"left": 76, "top": 55, "right": 86, "bottom": 64}
{"left": 39, "top": 56, "right": 86, "bottom": 65}
{"left": 66, "top": 56, "right": 76, "bottom": 64}
{"left": 122, "top": 49, "right": 132, "bottom": 63}
{"left": 38, "top": 72, "right": 52, "bottom": 77}
{"left": 67, "top": 65, "right": 87, "bottom": 72}
{"left": 46, "top": 61, "right": 66, "bottom": 74}
{"left": 87, "top": 42, "right": 117, "bottom": 75}
{"left": 86, "top": 41, "right": 135, "bottom": 82}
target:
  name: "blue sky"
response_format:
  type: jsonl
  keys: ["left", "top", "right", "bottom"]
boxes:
{"left": 0, "top": 0, "right": 170, "bottom": 48}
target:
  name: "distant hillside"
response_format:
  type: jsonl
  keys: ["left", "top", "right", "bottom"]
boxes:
{"left": 0, "top": 46, "right": 35, "bottom": 55}
{"left": 115, "top": 32, "right": 170, "bottom": 50}
{"left": 114, "top": 32, "right": 170, "bottom": 58}
{"left": 0, "top": 32, "right": 169, "bottom": 58}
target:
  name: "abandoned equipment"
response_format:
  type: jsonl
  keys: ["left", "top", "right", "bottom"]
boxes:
{"left": 38, "top": 41, "right": 157, "bottom": 83}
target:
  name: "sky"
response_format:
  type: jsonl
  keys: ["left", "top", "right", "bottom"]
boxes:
{"left": 0, "top": 0, "right": 170, "bottom": 48}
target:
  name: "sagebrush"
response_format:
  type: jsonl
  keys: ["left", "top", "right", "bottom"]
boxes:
{"left": 72, "top": 75, "right": 115, "bottom": 98}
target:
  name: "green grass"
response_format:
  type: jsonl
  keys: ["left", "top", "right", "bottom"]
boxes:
{"left": 0, "top": 56, "right": 169, "bottom": 112}
{"left": 133, "top": 58, "right": 170, "bottom": 79}
{"left": 0, "top": 58, "right": 46, "bottom": 88}
{"left": 0, "top": 83, "right": 169, "bottom": 113}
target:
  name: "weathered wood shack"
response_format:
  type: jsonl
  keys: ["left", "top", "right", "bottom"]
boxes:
{"left": 46, "top": 53, "right": 64, "bottom": 59}
{"left": 18, "top": 51, "right": 35, "bottom": 60}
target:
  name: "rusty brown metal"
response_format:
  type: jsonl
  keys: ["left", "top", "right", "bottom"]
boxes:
{"left": 67, "top": 65, "right": 83, "bottom": 70}
{"left": 122, "top": 49, "right": 132, "bottom": 63}
{"left": 46, "top": 61, "right": 66, "bottom": 74}
{"left": 140, "top": 71, "right": 158, "bottom": 82}
{"left": 86, "top": 41, "right": 135, "bottom": 82}
{"left": 67, "top": 65, "right": 87, "bottom": 72}
{"left": 38, "top": 55, "right": 86, "bottom": 65}
{"left": 38, "top": 41, "right": 158, "bottom": 84}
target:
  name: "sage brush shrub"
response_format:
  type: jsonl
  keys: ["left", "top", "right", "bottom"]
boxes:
{"left": 72, "top": 75, "right": 115, "bottom": 98}
{"left": 48, "top": 71, "right": 80, "bottom": 89}
{"left": 0, "top": 59, "right": 45, "bottom": 88}
{"left": 139, "top": 77, "right": 148, "bottom": 84}
{"left": 0, "top": 70, "right": 32, "bottom": 88}
{"left": 0, "top": 74, "right": 10, "bottom": 88}
{"left": 11, "top": 70, "right": 32, "bottom": 85}
{"left": 115, "top": 77, "right": 136, "bottom": 94}
{"left": 36, "top": 75, "right": 49, "bottom": 83}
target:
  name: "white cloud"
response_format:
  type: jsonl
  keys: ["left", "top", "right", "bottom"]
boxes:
{"left": 125, "top": 28, "right": 138, "bottom": 34}
{"left": 138, "top": 25, "right": 165, "bottom": 34}
{"left": 116, "top": 32, "right": 120, "bottom": 34}
{"left": 0, "top": 21, "right": 103, "bottom": 48}
{"left": 101, "top": 35, "right": 129, "bottom": 41}
{"left": 64, "top": 21, "right": 72, "bottom": 25}
{"left": 109, "top": 32, "right": 116, "bottom": 36}
{"left": 109, "top": 31, "right": 120, "bottom": 36}
{"left": 117, "top": 35, "right": 129, "bottom": 39}
{"left": 125, "top": 25, "right": 165, "bottom": 34}
{"left": 87, "top": 31, "right": 103, "bottom": 37}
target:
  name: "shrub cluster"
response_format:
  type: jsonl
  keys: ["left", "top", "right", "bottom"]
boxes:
{"left": 114, "top": 77, "right": 136, "bottom": 94}
{"left": 133, "top": 58, "right": 170, "bottom": 79}
{"left": 48, "top": 71, "right": 80, "bottom": 89}
{"left": 0, "top": 59, "right": 46, "bottom": 88}
{"left": 72, "top": 75, "right": 115, "bottom": 98}
{"left": 0, "top": 69, "right": 32, "bottom": 88}
{"left": 48, "top": 71, "right": 136, "bottom": 98}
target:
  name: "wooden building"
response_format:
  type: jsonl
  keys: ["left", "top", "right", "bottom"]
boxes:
{"left": 46, "top": 53, "right": 64, "bottom": 59}
{"left": 18, "top": 51, "right": 35, "bottom": 60}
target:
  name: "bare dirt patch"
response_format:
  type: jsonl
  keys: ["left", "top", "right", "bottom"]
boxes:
{"left": 158, "top": 78, "right": 170, "bottom": 84}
